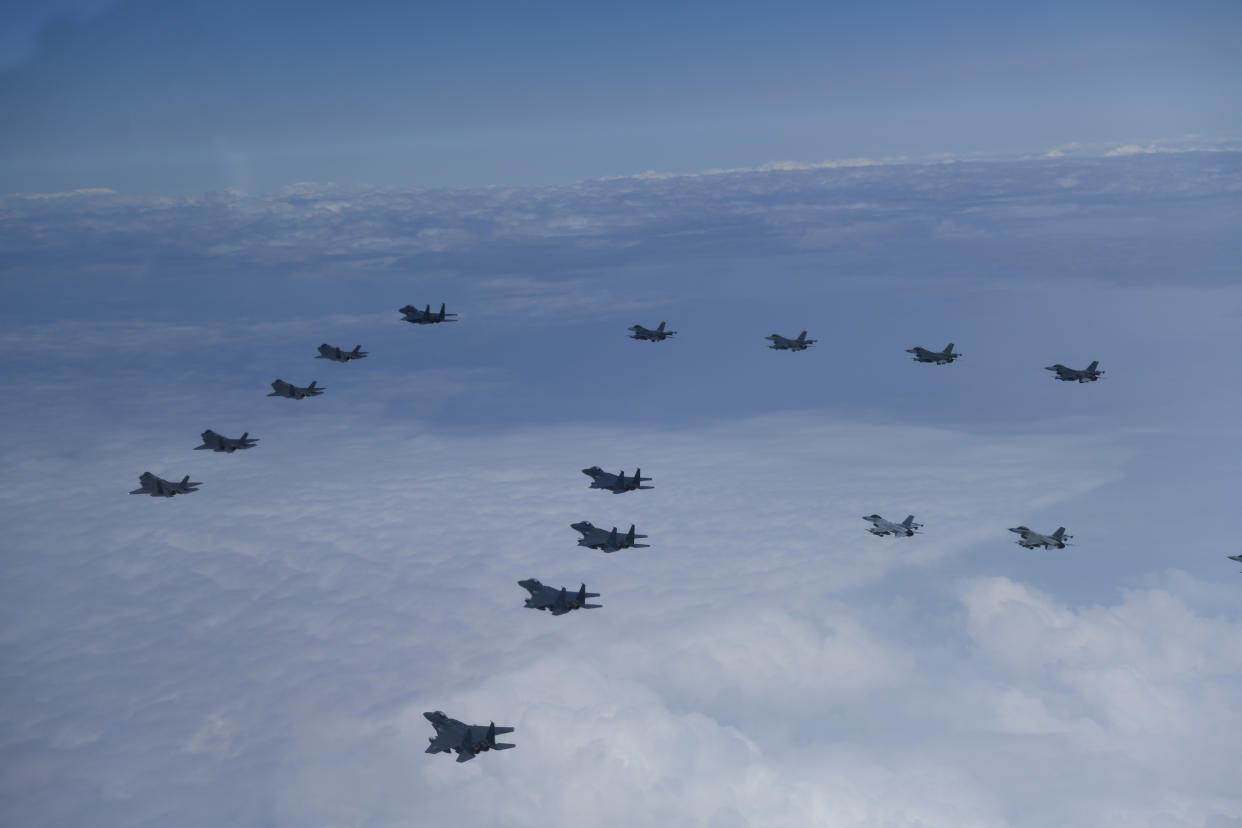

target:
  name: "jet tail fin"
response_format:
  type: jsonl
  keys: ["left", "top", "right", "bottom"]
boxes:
{"left": 902, "top": 515, "right": 915, "bottom": 528}
{"left": 657, "top": 321, "right": 666, "bottom": 332}
{"left": 798, "top": 330, "right": 807, "bottom": 341}
{"left": 1087, "top": 361, "right": 1099, "bottom": 372}
{"left": 1053, "top": 527, "right": 1066, "bottom": 539}
{"left": 944, "top": 343, "right": 955, "bottom": 353}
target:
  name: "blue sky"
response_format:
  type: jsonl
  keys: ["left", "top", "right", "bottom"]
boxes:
{"left": 2, "top": 0, "right": 1241, "bottom": 193}
{"left": 3, "top": 3, "right": 1242, "bottom": 827}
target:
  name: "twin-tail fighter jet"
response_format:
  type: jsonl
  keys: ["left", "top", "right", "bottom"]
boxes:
{"left": 268, "top": 379, "right": 324, "bottom": 399}
{"left": 907, "top": 343, "right": 961, "bottom": 364}
{"left": 766, "top": 331, "right": 815, "bottom": 351}
{"left": 400, "top": 303, "right": 457, "bottom": 324}
{"left": 571, "top": 521, "right": 649, "bottom": 552}
{"left": 194, "top": 430, "right": 258, "bottom": 453}
{"left": 518, "top": 579, "right": 602, "bottom": 615}
{"left": 1046, "top": 361, "right": 1104, "bottom": 382}
{"left": 628, "top": 321, "right": 676, "bottom": 341}
{"left": 582, "top": 466, "right": 653, "bottom": 494}
{"left": 864, "top": 514, "right": 923, "bottom": 537}
{"left": 423, "top": 712, "right": 515, "bottom": 763}
{"left": 315, "top": 343, "right": 368, "bottom": 362}
{"left": 1009, "top": 526, "right": 1072, "bottom": 549}
{"left": 130, "top": 472, "right": 201, "bottom": 497}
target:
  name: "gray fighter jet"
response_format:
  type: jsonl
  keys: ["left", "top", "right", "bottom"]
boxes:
{"left": 1009, "top": 525, "right": 1072, "bottom": 549}
{"left": 400, "top": 303, "right": 458, "bottom": 324}
{"left": 194, "top": 429, "right": 258, "bottom": 453}
{"left": 315, "top": 343, "right": 368, "bottom": 362}
{"left": 129, "top": 471, "right": 201, "bottom": 497}
{"left": 582, "top": 466, "right": 653, "bottom": 494}
{"left": 1229, "top": 554, "right": 1242, "bottom": 572}
{"left": 863, "top": 514, "right": 923, "bottom": 537}
{"left": 267, "top": 379, "right": 324, "bottom": 399}
{"left": 907, "top": 343, "right": 961, "bottom": 364}
{"left": 766, "top": 331, "right": 816, "bottom": 351}
{"left": 423, "top": 712, "right": 515, "bottom": 763}
{"left": 518, "top": 579, "right": 602, "bottom": 615}
{"left": 629, "top": 321, "right": 676, "bottom": 341}
{"left": 571, "top": 521, "right": 649, "bottom": 552}
{"left": 1046, "top": 361, "right": 1104, "bottom": 382}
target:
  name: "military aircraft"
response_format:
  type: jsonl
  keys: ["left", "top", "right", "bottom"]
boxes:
{"left": 129, "top": 471, "right": 201, "bottom": 497}
{"left": 629, "top": 321, "right": 676, "bottom": 341}
{"left": 267, "top": 379, "right": 324, "bottom": 399}
{"left": 315, "top": 343, "right": 368, "bottom": 362}
{"left": 400, "top": 303, "right": 457, "bottom": 324}
{"left": 1227, "top": 554, "right": 1242, "bottom": 571}
{"left": 906, "top": 343, "right": 961, "bottom": 364}
{"left": 518, "top": 579, "right": 602, "bottom": 615}
{"left": 1046, "top": 361, "right": 1104, "bottom": 382}
{"left": 194, "top": 429, "right": 258, "bottom": 453}
{"left": 423, "top": 712, "right": 515, "bottom": 763}
{"left": 1009, "top": 526, "right": 1072, "bottom": 549}
{"left": 863, "top": 514, "right": 923, "bottom": 537}
{"left": 766, "top": 331, "right": 816, "bottom": 351}
{"left": 582, "top": 466, "right": 653, "bottom": 494}
{"left": 571, "top": 521, "right": 649, "bottom": 552}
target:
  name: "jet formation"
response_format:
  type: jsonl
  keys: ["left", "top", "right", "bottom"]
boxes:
{"left": 1009, "top": 526, "right": 1072, "bottom": 549}
{"left": 268, "top": 379, "right": 324, "bottom": 399}
{"left": 423, "top": 712, "right": 515, "bottom": 762}
{"left": 571, "top": 521, "right": 649, "bottom": 552}
{"left": 518, "top": 579, "right": 601, "bottom": 615}
{"left": 1046, "top": 361, "right": 1104, "bottom": 382}
{"left": 864, "top": 514, "right": 923, "bottom": 537}
{"left": 400, "top": 303, "right": 457, "bottom": 324}
{"left": 582, "top": 466, "right": 652, "bottom": 494}
{"left": 907, "top": 343, "right": 961, "bottom": 364}
{"left": 315, "top": 343, "right": 368, "bottom": 362}
{"left": 129, "top": 472, "right": 201, "bottom": 498}
{"left": 194, "top": 430, "right": 258, "bottom": 453}
{"left": 766, "top": 330, "right": 815, "bottom": 351}
{"left": 628, "top": 321, "right": 676, "bottom": 341}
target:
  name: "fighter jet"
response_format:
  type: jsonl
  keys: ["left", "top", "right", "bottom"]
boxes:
{"left": 571, "top": 521, "right": 649, "bottom": 552}
{"left": 629, "top": 321, "right": 676, "bottom": 341}
{"left": 1046, "top": 361, "right": 1104, "bottom": 382}
{"left": 194, "top": 429, "right": 258, "bottom": 453}
{"left": 906, "top": 343, "right": 961, "bottom": 364}
{"left": 423, "top": 712, "right": 515, "bottom": 763}
{"left": 766, "top": 331, "right": 816, "bottom": 351}
{"left": 129, "top": 472, "right": 201, "bottom": 497}
{"left": 1009, "top": 526, "right": 1072, "bottom": 549}
{"left": 863, "top": 514, "right": 923, "bottom": 537}
{"left": 1229, "top": 554, "right": 1242, "bottom": 572}
{"left": 399, "top": 303, "right": 457, "bottom": 324}
{"left": 518, "top": 579, "right": 602, "bottom": 615}
{"left": 315, "top": 343, "right": 368, "bottom": 362}
{"left": 267, "top": 379, "right": 324, "bottom": 399}
{"left": 582, "top": 466, "right": 653, "bottom": 494}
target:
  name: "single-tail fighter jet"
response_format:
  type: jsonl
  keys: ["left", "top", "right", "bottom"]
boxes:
{"left": 267, "top": 379, "right": 324, "bottom": 399}
{"left": 864, "top": 514, "right": 923, "bottom": 537}
{"left": 400, "top": 303, "right": 457, "bottom": 324}
{"left": 629, "top": 321, "right": 676, "bottom": 341}
{"left": 315, "top": 343, "right": 368, "bottom": 362}
{"left": 582, "top": 466, "right": 653, "bottom": 494}
{"left": 907, "top": 343, "right": 961, "bottom": 364}
{"left": 1046, "top": 361, "right": 1104, "bottom": 382}
{"left": 518, "top": 579, "right": 602, "bottom": 615}
{"left": 766, "top": 331, "right": 816, "bottom": 351}
{"left": 129, "top": 472, "right": 201, "bottom": 497}
{"left": 194, "top": 429, "right": 258, "bottom": 453}
{"left": 423, "top": 712, "right": 514, "bottom": 762}
{"left": 571, "top": 521, "right": 649, "bottom": 552}
{"left": 1009, "top": 526, "right": 1072, "bottom": 549}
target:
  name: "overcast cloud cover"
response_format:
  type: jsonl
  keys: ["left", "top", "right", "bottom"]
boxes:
{"left": 2, "top": 147, "right": 1242, "bottom": 827}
